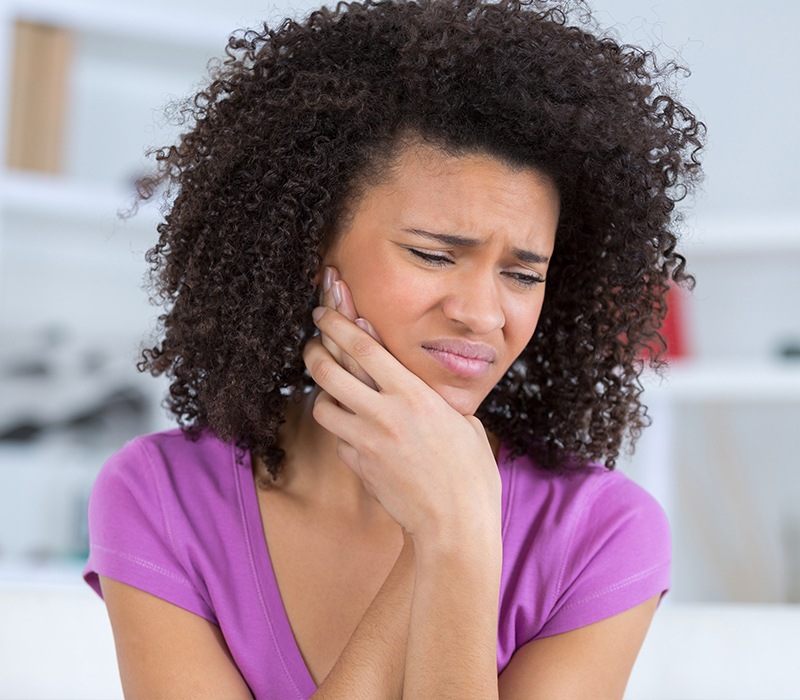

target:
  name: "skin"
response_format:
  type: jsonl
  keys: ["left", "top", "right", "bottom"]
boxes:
{"left": 323, "top": 141, "right": 558, "bottom": 417}
{"left": 99, "top": 141, "right": 660, "bottom": 699}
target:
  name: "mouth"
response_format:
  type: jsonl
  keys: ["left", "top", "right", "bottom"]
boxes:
{"left": 422, "top": 339, "right": 497, "bottom": 379}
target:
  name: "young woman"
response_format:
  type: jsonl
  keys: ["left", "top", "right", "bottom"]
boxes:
{"left": 83, "top": 1, "right": 704, "bottom": 697}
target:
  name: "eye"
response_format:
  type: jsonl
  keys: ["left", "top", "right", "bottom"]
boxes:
{"left": 407, "top": 248, "right": 454, "bottom": 267}
{"left": 503, "top": 271, "right": 546, "bottom": 289}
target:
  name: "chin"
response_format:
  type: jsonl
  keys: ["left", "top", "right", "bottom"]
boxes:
{"left": 434, "top": 384, "right": 487, "bottom": 417}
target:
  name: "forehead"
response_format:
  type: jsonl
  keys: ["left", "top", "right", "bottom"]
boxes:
{"left": 345, "top": 140, "right": 560, "bottom": 247}
{"left": 384, "top": 139, "right": 556, "bottom": 193}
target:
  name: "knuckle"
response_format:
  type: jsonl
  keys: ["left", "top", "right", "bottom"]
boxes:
{"left": 311, "top": 394, "right": 329, "bottom": 425}
{"left": 302, "top": 335, "right": 320, "bottom": 358}
{"left": 412, "top": 387, "right": 437, "bottom": 412}
{"left": 351, "top": 335, "right": 374, "bottom": 359}
{"left": 309, "top": 357, "right": 335, "bottom": 385}
{"left": 335, "top": 440, "right": 349, "bottom": 461}
{"left": 311, "top": 394, "right": 324, "bottom": 419}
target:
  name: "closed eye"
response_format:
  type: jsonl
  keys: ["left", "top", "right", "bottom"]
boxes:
{"left": 407, "top": 248, "right": 454, "bottom": 267}
{"left": 502, "top": 271, "right": 546, "bottom": 288}
{"left": 407, "top": 246, "right": 545, "bottom": 288}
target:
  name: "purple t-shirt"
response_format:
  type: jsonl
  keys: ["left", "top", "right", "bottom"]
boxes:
{"left": 84, "top": 428, "right": 669, "bottom": 698}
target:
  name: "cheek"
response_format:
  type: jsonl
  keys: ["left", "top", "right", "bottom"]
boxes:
{"left": 506, "top": 298, "right": 544, "bottom": 352}
{"left": 338, "top": 255, "right": 410, "bottom": 327}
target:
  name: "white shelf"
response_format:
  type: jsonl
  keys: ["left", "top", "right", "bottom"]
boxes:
{"left": 0, "top": 556, "right": 87, "bottom": 590}
{"left": 643, "top": 360, "right": 800, "bottom": 402}
{"left": 684, "top": 214, "right": 800, "bottom": 257}
{"left": 0, "top": 170, "right": 161, "bottom": 225}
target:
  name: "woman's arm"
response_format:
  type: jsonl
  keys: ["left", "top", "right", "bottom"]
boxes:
{"left": 312, "top": 532, "right": 415, "bottom": 699}
{"left": 403, "top": 527, "right": 502, "bottom": 700}
{"left": 99, "top": 575, "right": 254, "bottom": 699}
{"left": 498, "top": 595, "right": 660, "bottom": 700}
{"left": 307, "top": 301, "right": 660, "bottom": 699}
{"left": 306, "top": 303, "right": 505, "bottom": 698}
{"left": 100, "top": 536, "right": 415, "bottom": 700}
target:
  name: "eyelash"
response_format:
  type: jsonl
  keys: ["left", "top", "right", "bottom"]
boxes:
{"left": 406, "top": 248, "right": 545, "bottom": 288}
{"left": 408, "top": 248, "right": 452, "bottom": 267}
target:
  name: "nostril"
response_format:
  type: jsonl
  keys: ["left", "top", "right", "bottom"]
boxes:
{"left": 441, "top": 288, "right": 505, "bottom": 335}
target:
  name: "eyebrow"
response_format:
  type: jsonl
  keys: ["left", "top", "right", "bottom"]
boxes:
{"left": 404, "top": 228, "right": 550, "bottom": 265}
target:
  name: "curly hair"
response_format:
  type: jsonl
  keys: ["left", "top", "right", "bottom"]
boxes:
{"left": 137, "top": 0, "right": 704, "bottom": 478}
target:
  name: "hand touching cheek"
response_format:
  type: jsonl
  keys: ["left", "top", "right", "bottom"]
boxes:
{"left": 304, "top": 306, "right": 502, "bottom": 546}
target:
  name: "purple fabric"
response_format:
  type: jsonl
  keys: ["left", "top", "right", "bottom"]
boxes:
{"left": 84, "top": 428, "right": 670, "bottom": 697}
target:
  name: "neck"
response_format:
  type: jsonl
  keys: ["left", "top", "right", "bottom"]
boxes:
{"left": 264, "top": 389, "right": 389, "bottom": 522}
{"left": 261, "top": 389, "right": 502, "bottom": 520}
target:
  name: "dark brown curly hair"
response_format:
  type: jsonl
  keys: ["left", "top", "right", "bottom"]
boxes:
{"left": 137, "top": 0, "right": 704, "bottom": 478}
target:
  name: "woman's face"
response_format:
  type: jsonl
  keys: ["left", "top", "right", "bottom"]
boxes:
{"left": 322, "top": 141, "right": 559, "bottom": 416}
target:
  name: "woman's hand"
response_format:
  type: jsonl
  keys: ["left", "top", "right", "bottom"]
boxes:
{"left": 303, "top": 303, "right": 502, "bottom": 546}
{"left": 310, "top": 266, "right": 503, "bottom": 699}
{"left": 318, "top": 266, "right": 380, "bottom": 390}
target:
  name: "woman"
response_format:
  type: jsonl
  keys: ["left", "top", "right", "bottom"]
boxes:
{"left": 84, "top": 0, "right": 704, "bottom": 697}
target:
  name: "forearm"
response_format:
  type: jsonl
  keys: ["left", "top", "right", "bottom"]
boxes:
{"left": 311, "top": 533, "right": 415, "bottom": 700}
{"left": 403, "top": 527, "right": 502, "bottom": 700}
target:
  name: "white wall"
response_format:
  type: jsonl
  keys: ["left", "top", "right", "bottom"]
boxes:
{"left": 590, "top": 0, "right": 800, "bottom": 222}
{"left": 0, "top": 0, "right": 798, "bottom": 696}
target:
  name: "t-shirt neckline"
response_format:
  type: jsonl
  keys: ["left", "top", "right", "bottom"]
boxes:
{"left": 234, "top": 446, "right": 319, "bottom": 696}
{"left": 232, "top": 440, "right": 514, "bottom": 696}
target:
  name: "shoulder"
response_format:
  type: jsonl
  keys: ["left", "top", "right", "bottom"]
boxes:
{"left": 84, "top": 428, "right": 246, "bottom": 622}
{"left": 88, "top": 427, "right": 246, "bottom": 557}
{"left": 496, "top": 448, "right": 670, "bottom": 669}
{"left": 499, "top": 448, "right": 668, "bottom": 551}
{"left": 100, "top": 426, "right": 233, "bottom": 475}
{"left": 93, "top": 428, "right": 238, "bottom": 507}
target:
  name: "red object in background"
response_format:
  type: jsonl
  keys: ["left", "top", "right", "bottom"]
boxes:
{"left": 661, "top": 284, "right": 688, "bottom": 359}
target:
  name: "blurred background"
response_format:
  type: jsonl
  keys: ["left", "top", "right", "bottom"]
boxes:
{"left": 0, "top": 0, "right": 798, "bottom": 697}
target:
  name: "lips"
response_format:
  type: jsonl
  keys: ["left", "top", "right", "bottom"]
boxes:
{"left": 422, "top": 339, "right": 497, "bottom": 378}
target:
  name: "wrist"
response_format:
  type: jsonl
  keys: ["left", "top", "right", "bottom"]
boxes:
{"left": 411, "top": 517, "right": 502, "bottom": 570}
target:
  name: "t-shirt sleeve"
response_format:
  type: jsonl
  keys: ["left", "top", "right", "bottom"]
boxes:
{"left": 536, "top": 473, "right": 671, "bottom": 639}
{"left": 82, "top": 438, "right": 217, "bottom": 623}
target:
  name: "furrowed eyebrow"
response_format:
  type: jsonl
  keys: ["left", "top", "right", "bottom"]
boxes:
{"left": 405, "top": 228, "right": 479, "bottom": 248}
{"left": 404, "top": 228, "right": 550, "bottom": 265}
{"left": 511, "top": 247, "right": 550, "bottom": 265}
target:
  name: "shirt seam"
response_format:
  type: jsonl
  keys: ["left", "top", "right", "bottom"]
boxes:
{"left": 136, "top": 438, "right": 181, "bottom": 560}
{"left": 550, "top": 471, "right": 610, "bottom": 615}
{"left": 92, "top": 542, "right": 195, "bottom": 587}
{"left": 557, "top": 559, "right": 670, "bottom": 612}
{"left": 135, "top": 436, "right": 217, "bottom": 621}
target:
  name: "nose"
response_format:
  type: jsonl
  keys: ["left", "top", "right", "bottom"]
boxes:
{"left": 441, "top": 271, "right": 505, "bottom": 335}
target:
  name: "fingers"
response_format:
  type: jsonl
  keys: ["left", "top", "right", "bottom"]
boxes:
{"left": 333, "top": 279, "right": 381, "bottom": 389}
{"left": 310, "top": 305, "right": 422, "bottom": 397}
{"left": 319, "top": 267, "right": 347, "bottom": 365}
{"left": 304, "top": 332, "right": 381, "bottom": 416}
{"left": 318, "top": 267, "right": 380, "bottom": 390}
{"left": 309, "top": 377, "right": 375, "bottom": 448}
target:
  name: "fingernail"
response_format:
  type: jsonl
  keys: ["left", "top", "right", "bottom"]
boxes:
{"left": 332, "top": 280, "right": 343, "bottom": 307}
{"left": 355, "top": 317, "right": 375, "bottom": 337}
{"left": 312, "top": 306, "right": 326, "bottom": 323}
{"left": 323, "top": 267, "right": 334, "bottom": 293}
